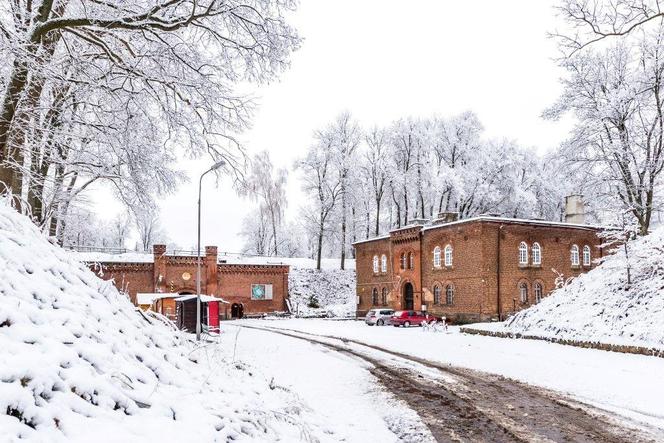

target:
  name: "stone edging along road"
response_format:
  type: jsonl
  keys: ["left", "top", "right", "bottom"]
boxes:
{"left": 460, "top": 327, "right": 664, "bottom": 359}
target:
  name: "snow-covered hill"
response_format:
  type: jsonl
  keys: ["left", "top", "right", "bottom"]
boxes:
{"left": 288, "top": 268, "right": 356, "bottom": 318}
{"left": 0, "top": 202, "right": 325, "bottom": 442}
{"left": 476, "top": 228, "right": 664, "bottom": 351}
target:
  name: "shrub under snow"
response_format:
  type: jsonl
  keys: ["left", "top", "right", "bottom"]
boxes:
{"left": 499, "top": 228, "right": 664, "bottom": 350}
{"left": 0, "top": 202, "right": 323, "bottom": 442}
{"left": 288, "top": 268, "right": 356, "bottom": 318}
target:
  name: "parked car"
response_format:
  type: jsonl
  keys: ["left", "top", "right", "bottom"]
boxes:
{"left": 365, "top": 309, "right": 395, "bottom": 326}
{"left": 390, "top": 310, "right": 441, "bottom": 327}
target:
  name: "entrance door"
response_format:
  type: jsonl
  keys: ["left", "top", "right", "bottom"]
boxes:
{"left": 403, "top": 283, "right": 414, "bottom": 310}
{"left": 231, "top": 303, "right": 244, "bottom": 319}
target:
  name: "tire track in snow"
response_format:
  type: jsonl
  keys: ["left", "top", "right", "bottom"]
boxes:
{"left": 236, "top": 323, "right": 662, "bottom": 443}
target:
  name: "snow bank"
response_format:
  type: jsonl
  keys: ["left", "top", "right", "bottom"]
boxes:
{"left": 288, "top": 268, "right": 356, "bottom": 318}
{"left": 474, "top": 228, "right": 664, "bottom": 351}
{"left": 0, "top": 202, "right": 327, "bottom": 442}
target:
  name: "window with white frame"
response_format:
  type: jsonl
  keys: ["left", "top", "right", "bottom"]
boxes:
{"left": 372, "top": 255, "right": 379, "bottom": 273}
{"left": 534, "top": 282, "right": 543, "bottom": 303}
{"left": 409, "top": 252, "right": 415, "bottom": 270}
{"left": 532, "top": 242, "right": 541, "bottom": 265}
{"left": 519, "top": 242, "right": 528, "bottom": 265}
{"left": 583, "top": 245, "right": 591, "bottom": 266}
{"left": 445, "top": 285, "right": 454, "bottom": 305}
{"left": 381, "top": 254, "right": 387, "bottom": 273}
{"left": 381, "top": 287, "right": 388, "bottom": 305}
{"left": 433, "top": 246, "right": 442, "bottom": 268}
{"left": 400, "top": 253, "right": 407, "bottom": 270}
{"left": 520, "top": 282, "right": 529, "bottom": 303}
{"left": 433, "top": 285, "right": 441, "bottom": 304}
{"left": 571, "top": 244, "right": 580, "bottom": 266}
{"left": 444, "top": 245, "right": 453, "bottom": 267}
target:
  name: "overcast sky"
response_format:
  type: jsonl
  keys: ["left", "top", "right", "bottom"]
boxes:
{"left": 94, "top": 0, "right": 574, "bottom": 252}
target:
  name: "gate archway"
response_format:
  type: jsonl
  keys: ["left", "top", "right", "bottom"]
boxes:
{"left": 231, "top": 303, "right": 244, "bottom": 319}
{"left": 403, "top": 282, "right": 414, "bottom": 310}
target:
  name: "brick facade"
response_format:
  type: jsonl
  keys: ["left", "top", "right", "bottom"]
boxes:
{"left": 89, "top": 245, "right": 289, "bottom": 320}
{"left": 354, "top": 217, "right": 603, "bottom": 323}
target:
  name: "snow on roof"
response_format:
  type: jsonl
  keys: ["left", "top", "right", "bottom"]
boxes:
{"left": 70, "top": 250, "right": 154, "bottom": 263}
{"left": 70, "top": 249, "right": 355, "bottom": 270}
{"left": 174, "top": 294, "right": 230, "bottom": 303}
{"left": 135, "top": 293, "right": 179, "bottom": 305}
{"left": 353, "top": 216, "right": 608, "bottom": 245}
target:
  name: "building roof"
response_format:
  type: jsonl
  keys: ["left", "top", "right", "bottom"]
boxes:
{"left": 174, "top": 294, "right": 230, "bottom": 303}
{"left": 352, "top": 216, "right": 608, "bottom": 246}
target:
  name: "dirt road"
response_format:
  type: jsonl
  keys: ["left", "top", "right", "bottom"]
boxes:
{"left": 238, "top": 324, "right": 663, "bottom": 443}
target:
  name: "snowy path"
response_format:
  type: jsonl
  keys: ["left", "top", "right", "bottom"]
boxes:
{"left": 233, "top": 319, "right": 664, "bottom": 434}
{"left": 232, "top": 322, "right": 661, "bottom": 442}
{"left": 218, "top": 324, "right": 435, "bottom": 442}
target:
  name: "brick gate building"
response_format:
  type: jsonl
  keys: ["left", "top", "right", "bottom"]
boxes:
{"left": 354, "top": 214, "right": 604, "bottom": 323}
{"left": 81, "top": 245, "right": 289, "bottom": 321}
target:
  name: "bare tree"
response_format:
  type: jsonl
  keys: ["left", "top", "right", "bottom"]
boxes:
{"left": 297, "top": 129, "right": 341, "bottom": 270}
{"left": 241, "top": 151, "right": 288, "bottom": 256}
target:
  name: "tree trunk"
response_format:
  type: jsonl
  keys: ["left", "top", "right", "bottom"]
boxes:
{"left": 316, "top": 214, "right": 324, "bottom": 271}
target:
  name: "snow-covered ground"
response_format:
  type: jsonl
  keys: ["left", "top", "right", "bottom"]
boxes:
{"left": 467, "top": 228, "right": 664, "bottom": 352}
{"left": 288, "top": 268, "right": 356, "bottom": 317}
{"left": 0, "top": 202, "right": 360, "bottom": 442}
{"left": 218, "top": 325, "right": 434, "bottom": 442}
{"left": 234, "top": 318, "right": 664, "bottom": 431}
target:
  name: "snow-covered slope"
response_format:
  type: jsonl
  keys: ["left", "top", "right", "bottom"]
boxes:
{"left": 0, "top": 202, "right": 326, "bottom": 442}
{"left": 288, "top": 268, "right": 356, "bottom": 318}
{"left": 493, "top": 228, "right": 664, "bottom": 350}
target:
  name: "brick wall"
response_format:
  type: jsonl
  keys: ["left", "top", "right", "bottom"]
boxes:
{"left": 217, "top": 265, "right": 289, "bottom": 316}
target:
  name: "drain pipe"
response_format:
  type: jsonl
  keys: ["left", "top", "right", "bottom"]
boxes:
{"left": 497, "top": 225, "right": 504, "bottom": 321}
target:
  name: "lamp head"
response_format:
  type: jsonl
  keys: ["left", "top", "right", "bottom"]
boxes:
{"left": 211, "top": 159, "right": 226, "bottom": 170}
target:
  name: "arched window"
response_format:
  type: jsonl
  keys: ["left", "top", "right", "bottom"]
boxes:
{"left": 433, "top": 246, "right": 442, "bottom": 268}
{"left": 520, "top": 282, "right": 529, "bottom": 304}
{"left": 381, "top": 254, "right": 387, "bottom": 273}
{"left": 571, "top": 244, "right": 580, "bottom": 266}
{"left": 444, "top": 245, "right": 453, "bottom": 267}
{"left": 372, "top": 256, "right": 379, "bottom": 273}
{"left": 534, "top": 282, "right": 543, "bottom": 303}
{"left": 400, "top": 253, "right": 407, "bottom": 270}
{"left": 532, "top": 242, "right": 541, "bottom": 265}
{"left": 445, "top": 285, "right": 454, "bottom": 305}
{"left": 372, "top": 288, "right": 378, "bottom": 305}
{"left": 433, "top": 285, "right": 441, "bottom": 304}
{"left": 381, "top": 288, "right": 388, "bottom": 305}
{"left": 519, "top": 242, "right": 528, "bottom": 265}
{"left": 583, "top": 245, "right": 591, "bottom": 266}
{"left": 409, "top": 252, "right": 415, "bottom": 270}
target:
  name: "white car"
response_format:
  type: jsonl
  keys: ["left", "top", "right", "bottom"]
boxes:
{"left": 365, "top": 309, "right": 395, "bottom": 326}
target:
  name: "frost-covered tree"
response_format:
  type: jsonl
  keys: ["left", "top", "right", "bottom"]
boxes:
{"left": 297, "top": 128, "right": 342, "bottom": 270}
{"left": 241, "top": 151, "right": 288, "bottom": 255}
{"left": 0, "top": 0, "right": 300, "bottom": 235}
{"left": 134, "top": 207, "right": 167, "bottom": 253}
{"left": 547, "top": 27, "right": 664, "bottom": 235}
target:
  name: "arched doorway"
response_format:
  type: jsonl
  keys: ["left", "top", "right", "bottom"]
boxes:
{"left": 403, "top": 282, "right": 414, "bottom": 310}
{"left": 231, "top": 303, "right": 244, "bottom": 319}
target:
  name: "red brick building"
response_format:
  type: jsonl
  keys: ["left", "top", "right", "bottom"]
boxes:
{"left": 85, "top": 244, "right": 289, "bottom": 321}
{"left": 354, "top": 215, "right": 603, "bottom": 323}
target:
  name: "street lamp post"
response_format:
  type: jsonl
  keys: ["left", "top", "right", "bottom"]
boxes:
{"left": 196, "top": 160, "right": 226, "bottom": 341}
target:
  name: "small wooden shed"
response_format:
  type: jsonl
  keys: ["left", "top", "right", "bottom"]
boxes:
{"left": 174, "top": 295, "right": 228, "bottom": 332}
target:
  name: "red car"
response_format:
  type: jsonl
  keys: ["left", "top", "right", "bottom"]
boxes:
{"left": 391, "top": 310, "right": 441, "bottom": 327}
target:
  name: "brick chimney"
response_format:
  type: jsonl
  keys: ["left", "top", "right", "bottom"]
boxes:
{"left": 152, "top": 244, "right": 167, "bottom": 293}
{"left": 564, "top": 195, "right": 586, "bottom": 224}
{"left": 205, "top": 246, "right": 218, "bottom": 296}
{"left": 431, "top": 211, "right": 459, "bottom": 225}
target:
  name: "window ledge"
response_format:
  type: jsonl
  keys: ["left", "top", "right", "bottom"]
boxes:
{"left": 571, "top": 265, "right": 581, "bottom": 270}
{"left": 518, "top": 264, "right": 529, "bottom": 269}
{"left": 531, "top": 264, "right": 542, "bottom": 269}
